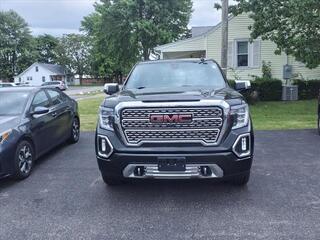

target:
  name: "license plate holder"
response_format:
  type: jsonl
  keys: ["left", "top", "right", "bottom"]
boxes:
{"left": 158, "top": 157, "right": 186, "bottom": 172}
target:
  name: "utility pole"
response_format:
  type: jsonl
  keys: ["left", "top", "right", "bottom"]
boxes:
{"left": 220, "top": 0, "right": 229, "bottom": 76}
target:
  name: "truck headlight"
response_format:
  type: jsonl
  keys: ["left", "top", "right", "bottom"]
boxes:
{"left": 230, "top": 104, "right": 249, "bottom": 129}
{"left": 0, "top": 129, "right": 12, "bottom": 144}
{"left": 99, "top": 107, "right": 114, "bottom": 131}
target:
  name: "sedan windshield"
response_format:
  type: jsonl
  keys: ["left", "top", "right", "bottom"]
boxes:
{"left": 0, "top": 92, "right": 30, "bottom": 115}
{"left": 125, "top": 61, "right": 226, "bottom": 90}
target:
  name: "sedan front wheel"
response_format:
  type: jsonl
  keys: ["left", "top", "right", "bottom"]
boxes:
{"left": 12, "top": 140, "right": 34, "bottom": 180}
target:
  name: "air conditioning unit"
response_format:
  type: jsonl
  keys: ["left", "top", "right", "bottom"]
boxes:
{"left": 282, "top": 85, "right": 298, "bottom": 101}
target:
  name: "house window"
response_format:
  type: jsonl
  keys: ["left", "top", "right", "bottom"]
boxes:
{"left": 42, "top": 76, "right": 46, "bottom": 82}
{"left": 36, "top": 66, "right": 39, "bottom": 72}
{"left": 237, "top": 41, "right": 249, "bottom": 67}
{"left": 19, "top": 77, "right": 21, "bottom": 82}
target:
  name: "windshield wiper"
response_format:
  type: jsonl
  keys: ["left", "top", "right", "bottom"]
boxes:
{"left": 136, "top": 86, "right": 147, "bottom": 89}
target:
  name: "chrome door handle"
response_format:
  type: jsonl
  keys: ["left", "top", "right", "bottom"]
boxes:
{"left": 51, "top": 112, "right": 57, "bottom": 117}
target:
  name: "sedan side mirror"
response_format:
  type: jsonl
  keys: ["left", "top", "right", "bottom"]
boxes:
{"left": 31, "top": 106, "right": 49, "bottom": 115}
{"left": 104, "top": 83, "right": 119, "bottom": 95}
{"left": 235, "top": 80, "right": 251, "bottom": 91}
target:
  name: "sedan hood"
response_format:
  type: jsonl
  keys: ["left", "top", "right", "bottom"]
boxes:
{"left": 0, "top": 116, "right": 20, "bottom": 133}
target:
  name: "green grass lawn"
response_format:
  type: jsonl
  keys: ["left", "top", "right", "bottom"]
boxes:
{"left": 78, "top": 97, "right": 318, "bottom": 131}
{"left": 250, "top": 100, "right": 318, "bottom": 130}
{"left": 78, "top": 97, "right": 104, "bottom": 131}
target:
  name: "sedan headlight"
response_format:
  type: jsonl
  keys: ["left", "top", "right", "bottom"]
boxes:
{"left": 0, "top": 129, "right": 12, "bottom": 144}
{"left": 230, "top": 104, "right": 249, "bottom": 129}
{"left": 99, "top": 107, "right": 114, "bottom": 131}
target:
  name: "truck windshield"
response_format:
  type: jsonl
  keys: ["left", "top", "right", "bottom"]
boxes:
{"left": 0, "top": 92, "right": 29, "bottom": 115}
{"left": 125, "top": 61, "right": 226, "bottom": 90}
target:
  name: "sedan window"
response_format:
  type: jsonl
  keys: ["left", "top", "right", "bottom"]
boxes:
{"left": 31, "top": 91, "right": 50, "bottom": 111}
{"left": 47, "top": 89, "right": 64, "bottom": 106}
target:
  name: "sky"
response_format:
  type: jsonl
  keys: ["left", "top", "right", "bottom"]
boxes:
{"left": 0, "top": 0, "right": 233, "bottom": 36}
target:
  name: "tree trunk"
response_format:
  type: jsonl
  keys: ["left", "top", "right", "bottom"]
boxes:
{"left": 79, "top": 75, "right": 83, "bottom": 85}
{"left": 143, "top": 48, "right": 149, "bottom": 61}
{"left": 220, "top": 0, "right": 229, "bottom": 77}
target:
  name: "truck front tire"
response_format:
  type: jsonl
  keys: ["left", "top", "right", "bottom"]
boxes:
{"left": 102, "top": 174, "right": 123, "bottom": 186}
{"left": 229, "top": 172, "right": 250, "bottom": 186}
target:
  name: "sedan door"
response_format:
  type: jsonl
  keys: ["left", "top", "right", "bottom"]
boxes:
{"left": 46, "top": 89, "right": 73, "bottom": 144}
{"left": 29, "top": 90, "right": 56, "bottom": 155}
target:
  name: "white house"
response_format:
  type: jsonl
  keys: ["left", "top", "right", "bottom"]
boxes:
{"left": 154, "top": 13, "right": 320, "bottom": 81}
{"left": 14, "top": 63, "right": 71, "bottom": 86}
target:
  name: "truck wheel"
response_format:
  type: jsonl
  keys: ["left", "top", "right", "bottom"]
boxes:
{"left": 102, "top": 174, "right": 123, "bottom": 186}
{"left": 12, "top": 141, "right": 35, "bottom": 180}
{"left": 229, "top": 172, "right": 250, "bottom": 186}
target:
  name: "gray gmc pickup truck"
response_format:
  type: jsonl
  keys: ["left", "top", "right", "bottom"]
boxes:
{"left": 95, "top": 59, "right": 254, "bottom": 186}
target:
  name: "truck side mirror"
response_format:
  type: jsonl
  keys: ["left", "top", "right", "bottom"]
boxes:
{"left": 104, "top": 83, "right": 119, "bottom": 95}
{"left": 235, "top": 80, "right": 251, "bottom": 91}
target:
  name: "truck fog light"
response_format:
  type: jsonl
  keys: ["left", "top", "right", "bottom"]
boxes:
{"left": 232, "top": 133, "right": 251, "bottom": 158}
{"left": 101, "top": 139, "right": 107, "bottom": 152}
{"left": 98, "top": 135, "right": 114, "bottom": 158}
{"left": 241, "top": 137, "right": 247, "bottom": 151}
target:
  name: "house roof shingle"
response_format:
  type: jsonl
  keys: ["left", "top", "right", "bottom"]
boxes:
{"left": 38, "top": 63, "right": 66, "bottom": 75}
{"left": 15, "top": 62, "right": 67, "bottom": 78}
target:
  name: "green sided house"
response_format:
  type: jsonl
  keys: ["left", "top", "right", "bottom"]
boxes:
{"left": 154, "top": 13, "right": 320, "bottom": 81}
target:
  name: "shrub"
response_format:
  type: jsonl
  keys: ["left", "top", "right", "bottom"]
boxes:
{"left": 293, "top": 79, "right": 320, "bottom": 100}
{"left": 262, "top": 61, "right": 272, "bottom": 79}
{"left": 255, "top": 78, "right": 282, "bottom": 101}
{"left": 228, "top": 78, "right": 283, "bottom": 103}
{"left": 228, "top": 79, "right": 235, "bottom": 88}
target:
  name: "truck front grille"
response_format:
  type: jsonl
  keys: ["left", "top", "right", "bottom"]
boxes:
{"left": 120, "top": 107, "right": 224, "bottom": 145}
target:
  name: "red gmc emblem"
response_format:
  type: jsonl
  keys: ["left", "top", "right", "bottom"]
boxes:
{"left": 150, "top": 114, "right": 193, "bottom": 124}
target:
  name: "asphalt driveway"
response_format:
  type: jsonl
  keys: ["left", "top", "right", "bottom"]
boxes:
{"left": 0, "top": 130, "right": 319, "bottom": 240}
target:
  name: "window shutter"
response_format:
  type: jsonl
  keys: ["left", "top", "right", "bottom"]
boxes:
{"left": 251, "top": 40, "right": 261, "bottom": 68}
{"left": 227, "top": 41, "right": 234, "bottom": 68}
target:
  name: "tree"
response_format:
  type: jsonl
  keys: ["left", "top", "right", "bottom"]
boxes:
{"left": 56, "top": 34, "right": 91, "bottom": 85}
{"left": 35, "top": 34, "right": 59, "bottom": 64}
{"left": 0, "top": 10, "right": 35, "bottom": 81}
{"left": 233, "top": 0, "right": 320, "bottom": 69}
{"left": 81, "top": 0, "right": 193, "bottom": 79}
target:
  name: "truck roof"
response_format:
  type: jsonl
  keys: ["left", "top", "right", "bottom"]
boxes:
{"left": 139, "top": 58, "right": 216, "bottom": 65}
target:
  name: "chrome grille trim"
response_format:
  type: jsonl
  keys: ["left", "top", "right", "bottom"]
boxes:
{"left": 125, "top": 129, "right": 220, "bottom": 144}
{"left": 122, "top": 117, "right": 223, "bottom": 129}
{"left": 123, "top": 164, "right": 224, "bottom": 179}
{"left": 114, "top": 100, "right": 230, "bottom": 146}
{"left": 122, "top": 107, "right": 223, "bottom": 119}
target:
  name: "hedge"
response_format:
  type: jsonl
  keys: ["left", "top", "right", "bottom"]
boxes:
{"left": 293, "top": 79, "right": 320, "bottom": 100}
{"left": 228, "top": 78, "right": 283, "bottom": 103}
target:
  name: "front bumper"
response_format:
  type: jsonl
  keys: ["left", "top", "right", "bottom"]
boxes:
{"left": 96, "top": 124, "right": 254, "bottom": 180}
{"left": 0, "top": 139, "right": 17, "bottom": 177}
{"left": 97, "top": 152, "right": 252, "bottom": 180}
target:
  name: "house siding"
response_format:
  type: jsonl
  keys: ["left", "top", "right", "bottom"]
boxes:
{"left": 14, "top": 64, "right": 55, "bottom": 86}
{"left": 157, "top": 13, "right": 320, "bottom": 81}
{"left": 14, "top": 63, "right": 68, "bottom": 86}
{"left": 288, "top": 56, "right": 320, "bottom": 80}
{"left": 206, "top": 13, "right": 288, "bottom": 80}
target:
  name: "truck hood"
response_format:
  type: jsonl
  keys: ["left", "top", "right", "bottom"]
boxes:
{"left": 102, "top": 87, "right": 245, "bottom": 108}
{"left": 0, "top": 116, "right": 20, "bottom": 133}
